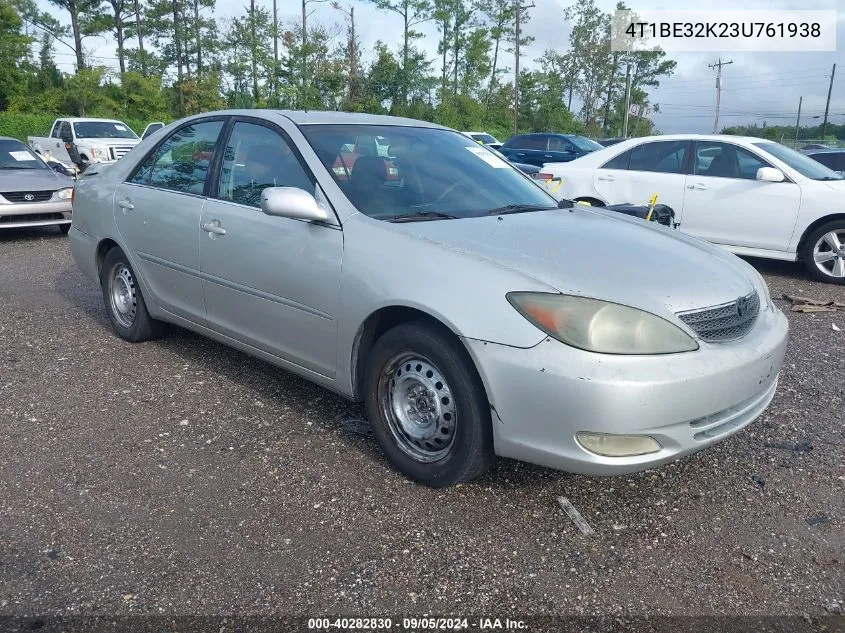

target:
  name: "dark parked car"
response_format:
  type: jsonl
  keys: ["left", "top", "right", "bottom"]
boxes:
{"left": 486, "top": 146, "right": 541, "bottom": 176}
{"left": 805, "top": 149, "right": 845, "bottom": 176}
{"left": 498, "top": 133, "right": 604, "bottom": 167}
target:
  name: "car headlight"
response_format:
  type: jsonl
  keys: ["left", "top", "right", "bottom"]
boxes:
{"left": 748, "top": 266, "right": 772, "bottom": 310}
{"left": 57, "top": 188, "right": 73, "bottom": 200}
{"left": 507, "top": 292, "right": 699, "bottom": 355}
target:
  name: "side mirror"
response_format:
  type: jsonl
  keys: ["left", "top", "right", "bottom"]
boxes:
{"left": 757, "top": 167, "right": 785, "bottom": 183}
{"left": 260, "top": 187, "right": 328, "bottom": 222}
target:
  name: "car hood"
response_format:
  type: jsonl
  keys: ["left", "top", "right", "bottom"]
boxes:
{"left": 0, "top": 168, "right": 73, "bottom": 192}
{"left": 389, "top": 207, "right": 757, "bottom": 317}
{"left": 821, "top": 178, "right": 845, "bottom": 191}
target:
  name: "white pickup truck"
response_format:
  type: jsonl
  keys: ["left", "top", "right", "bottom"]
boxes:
{"left": 28, "top": 118, "right": 142, "bottom": 170}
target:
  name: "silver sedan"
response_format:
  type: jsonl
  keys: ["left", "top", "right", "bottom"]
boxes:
{"left": 68, "top": 110, "right": 788, "bottom": 487}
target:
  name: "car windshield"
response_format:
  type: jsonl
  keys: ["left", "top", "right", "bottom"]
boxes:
{"left": 300, "top": 125, "right": 557, "bottom": 220}
{"left": 0, "top": 139, "right": 48, "bottom": 170}
{"left": 754, "top": 142, "right": 843, "bottom": 180}
{"left": 73, "top": 121, "right": 139, "bottom": 139}
{"left": 568, "top": 136, "right": 604, "bottom": 152}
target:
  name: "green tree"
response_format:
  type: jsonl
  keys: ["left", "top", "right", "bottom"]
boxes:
{"left": 0, "top": 0, "right": 34, "bottom": 110}
{"left": 366, "top": 0, "right": 433, "bottom": 104}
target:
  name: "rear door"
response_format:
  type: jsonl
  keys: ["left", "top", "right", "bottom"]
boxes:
{"left": 113, "top": 117, "right": 226, "bottom": 323}
{"left": 199, "top": 118, "right": 343, "bottom": 377}
{"left": 680, "top": 141, "right": 801, "bottom": 251}
{"left": 593, "top": 140, "right": 689, "bottom": 212}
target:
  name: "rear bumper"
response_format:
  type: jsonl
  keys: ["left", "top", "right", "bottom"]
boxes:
{"left": 0, "top": 200, "right": 72, "bottom": 228}
{"left": 463, "top": 305, "right": 789, "bottom": 475}
{"left": 68, "top": 226, "right": 99, "bottom": 282}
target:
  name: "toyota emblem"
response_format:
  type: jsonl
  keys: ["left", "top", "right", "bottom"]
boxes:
{"left": 23, "top": 193, "right": 35, "bottom": 201}
{"left": 736, "top": 296, "right": 749, "bottom": 319}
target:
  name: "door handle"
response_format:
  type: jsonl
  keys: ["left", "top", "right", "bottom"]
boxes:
{"left": 117, "top": 198, "right": 134, "bottom": 210}
{"left": 687, "top": 183, "right": 708, "bottom": 191}
{"left": 544, "top": 154, "right": 554, "bottom": 158}
{"left": 201, "top": 221, "right": 226, "bottom": 236}
{"left": 597, "top": 174, "right": 616, "bottom": 182}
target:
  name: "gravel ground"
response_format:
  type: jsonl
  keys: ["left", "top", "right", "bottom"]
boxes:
{"left": 0, "top": 228, "right": 843, "bottom": 624}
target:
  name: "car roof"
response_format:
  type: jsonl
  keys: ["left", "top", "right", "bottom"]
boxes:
{"left": 0, "top": 136, "right": 26, "bottom": 143}
{"left": 806, "top": 148, "right": 844, "bottom": 154}
{"left": 171, "top": 109, "right": 451, "bottom": 130}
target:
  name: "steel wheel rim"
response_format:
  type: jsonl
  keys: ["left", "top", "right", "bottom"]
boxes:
{"left": 813, "top": 230, "right": 845, "bottom": 278}
{"left": 377, "top": 352, "right": 457, "bottom": 463}
{"left": 109, "top": 263, "right": 137, "bottom": 328}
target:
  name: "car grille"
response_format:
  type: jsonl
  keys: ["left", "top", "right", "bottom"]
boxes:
{"left": 677, "top": 291, "right": 760, "bottom": 342}
{"left": 109, "top": 146, "right": 134, "bottom": 160}
{"left": 1, "top": 190, "right": 54, "bottom": 203}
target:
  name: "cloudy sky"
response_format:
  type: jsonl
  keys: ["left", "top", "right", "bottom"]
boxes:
{"left": 37, "top": 0, "right": 845, "bottom": 134}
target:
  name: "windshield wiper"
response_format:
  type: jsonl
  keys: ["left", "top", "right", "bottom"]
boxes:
{"left": 486, "top": 204, "right": 558, "bottom": 215}
{"left": 386, "top": 211, "right": 459, "bottom": 222}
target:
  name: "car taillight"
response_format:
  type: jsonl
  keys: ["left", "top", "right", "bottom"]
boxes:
{"left": 535, "top": 172, "right": 553, "bottom": 181}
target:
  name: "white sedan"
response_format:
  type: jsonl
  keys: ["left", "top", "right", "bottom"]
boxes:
{"left": 543, "top": 134, "right": 845, "bottom": 284}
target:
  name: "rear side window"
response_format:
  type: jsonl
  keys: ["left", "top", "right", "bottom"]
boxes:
{"left": 50, "top": 121, "right": 62, "bottom": 138}
{"left": 130, "top": 120, "right": 224, "bottom": 195}
{"left": 505, "top": 135, "right": 546, "bottom": 150}
{"left": 601, "top": 148, "right": 632, "bottom": 170}
{"left": 629, "top": 141, "right": 688, "bottom": 174}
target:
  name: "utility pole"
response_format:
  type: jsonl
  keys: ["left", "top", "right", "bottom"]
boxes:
{"left": 821, "top": 63, "right": 836, "bottom": 140}
{"left": 622, "top": 62, "right": 631, "bottom": 137}
{"left": 708, "top": 57, "right": 733, "bottom": 134}
{"left": 513, "top": 0, "right": 534, "bottom": 134}
{"left": 795, "top": 96, "right": 802, "bottom": 144}
{"left": 272, "top": 0, "right": 278, "bottom": 100}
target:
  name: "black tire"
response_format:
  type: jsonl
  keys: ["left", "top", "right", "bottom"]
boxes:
{"left": 800, "top": 220, "right": 845, "bottom": 285}
{"left": 58, "top": 224, "right": 70, "bottom": 234}
{"left": 363, "top": 321, "right": 494, "bottom": 487}
{"left": 99, "top": 247, "right": 165, "bottom": 342}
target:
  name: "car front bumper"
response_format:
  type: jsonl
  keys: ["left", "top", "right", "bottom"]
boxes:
{"left": 462, "top": 305, "right": 789, "bottom": 475}
{"left": 0, "top": 200, "right": 72, "bottom": 229}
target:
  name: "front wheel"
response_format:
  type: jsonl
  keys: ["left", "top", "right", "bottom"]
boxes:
{"left": 801, "top": 220, "right": 845, "bottom": 285}
{"left": 364, "top": 321, "right": 494, "bottom": 487}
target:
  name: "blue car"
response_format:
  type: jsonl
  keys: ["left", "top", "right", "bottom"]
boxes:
{"left": 499, "top": 133, "right": 604, "bottom": 167}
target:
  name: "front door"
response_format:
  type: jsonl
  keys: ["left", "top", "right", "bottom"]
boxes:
{"left": 681, "top": 141, "right": 801, "bottom": 251}
{"left": 199, "top": 119, "right": 343, "bottom": 378}
{"left": 114, "top": 118, "right": 226, "bottom": 323}
{"left": 594, "top": 139, "right": 690, "bottom": 213}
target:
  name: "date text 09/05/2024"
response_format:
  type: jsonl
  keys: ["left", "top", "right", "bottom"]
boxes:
{"left": 307, "top": 617, "right": 527, "bottom": 630}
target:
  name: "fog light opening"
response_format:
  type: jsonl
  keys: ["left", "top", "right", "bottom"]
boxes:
{"left": 575, "top": 432, "right": 662, "bottom": 457}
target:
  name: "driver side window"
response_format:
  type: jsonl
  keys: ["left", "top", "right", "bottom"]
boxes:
{"left": 216, "top": 122, "right": 314, "bottom": 208}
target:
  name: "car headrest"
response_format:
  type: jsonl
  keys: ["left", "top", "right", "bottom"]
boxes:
{"left": 351, "top": 156, "right": 387, "bottom": 186}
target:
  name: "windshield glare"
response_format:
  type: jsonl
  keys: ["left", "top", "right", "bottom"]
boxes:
{"left": 301, "top": 125, "right": 557, "bottom": 220}
{"left": 74, "top": 121, "right": 139, "bottom": 139}
{"left": 0, "top": 140, "right": 48, "bottom": 170}
{"left": 754, "top": 142, "right": 842, "bottom": 180}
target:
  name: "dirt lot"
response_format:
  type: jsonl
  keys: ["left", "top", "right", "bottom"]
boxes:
{"left": 0, "top": 227, "right": 843, "bottom": 625}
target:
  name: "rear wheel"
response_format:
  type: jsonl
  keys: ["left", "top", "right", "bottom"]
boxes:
{"left": 801, "top": 220, "right": 845, "bottom": 285}
{"left": 364, "top": 321, "right": 495, "bottom": 487}
{"left": 99, "top": 247, "right": 164, "bottom": 342}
